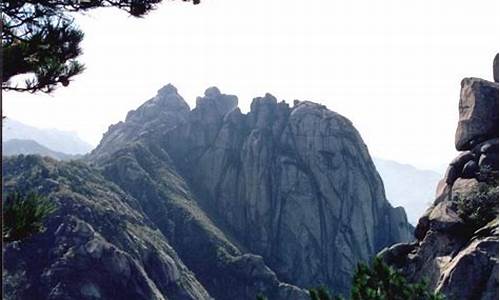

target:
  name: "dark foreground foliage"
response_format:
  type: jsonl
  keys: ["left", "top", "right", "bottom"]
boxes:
{"left": 258, "top": 257, "right": 444, "bottom": 300}
{"left": 1, "top": 0, "right": 199, "bottom": 93}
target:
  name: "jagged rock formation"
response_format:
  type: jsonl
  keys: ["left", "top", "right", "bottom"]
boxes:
{"left": 3, "top": 84, "right": 411, "bottom": 299}
{"left": 380, "top": 55, "right": 499, "bottom": 300}
{"left": 494, "top": 53, "right": 498, "bottom": 83}
{"left": 89, "top": 84, "right": 411, "bottom": 296}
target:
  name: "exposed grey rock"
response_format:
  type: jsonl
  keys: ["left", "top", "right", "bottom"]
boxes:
{"left": 474, "top": 138, "right": 499, "bottom": 154}
{"left": 436, "top": 219, "right": 499, "bottom": 299}
{"left": 428, "top": 201, "right": 464, "bottom": 233}
{"left": 445, "top": 165, "right": 460, "bottom": 184}
{"left": 479, "top": 153, "right": 499, "bottom": 170}
{"left": 455, "top": 78, "right": 499, "bottom": 151}
{"left": 451, "top": 178, "right": 480, "bottom": 200}
{"left": 166, "top": 97, "right": 411, "bottom": 294}
{"left": 461, "top": 160, "right": 479, "bottom": 179}
{"left": 4, "top": 84, "right": 411, "bottom": 299}
{"left": 88, "top": 86, "right": 412, "bottom": 296}
{"left": 382, "top": 69, "right": 499, "bottom": 300}
{"left": 90, "top": 84, "right": 191, "bottom": 164}
{"left": 494, "top": 53, "right": 499, "bottom": 83}
{"left": 378, "top": 242, "right": 418, "bottom": 266}
{"left": 450, "top": 151, "right": 475, "bottom": 168}
{"left": 435, "top": 179, "right": 451, "bottom": 204}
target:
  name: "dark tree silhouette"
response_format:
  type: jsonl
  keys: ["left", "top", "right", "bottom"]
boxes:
{"left": 308, "top": 257, "right": 444, "bottom": 300}
{"left": 1, "top": 0, "right": 199, "bottom": 93}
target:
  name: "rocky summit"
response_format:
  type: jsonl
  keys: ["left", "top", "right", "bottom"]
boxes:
{"left": 3, "top": 85, "right": 411, "bottom": 299}
{"left": 380, "top": 55, "right": 499, "bottom": 300}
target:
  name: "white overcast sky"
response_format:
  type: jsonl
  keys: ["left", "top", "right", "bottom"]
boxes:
{"left": 3, "top": 0, "right": 499, "bottom": 171}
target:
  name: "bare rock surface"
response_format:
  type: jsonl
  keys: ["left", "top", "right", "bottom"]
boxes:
{"left": 381, "top": 66, "right": 499, "bottom": 300}
{"left": 3, "top": 84, "right": 411, "bottom": 299}
{"left": 88, "top": 85, "right": 412, "bottom": 296}
{"left": 455, "top": 78, "right": 499, "bottom": 151}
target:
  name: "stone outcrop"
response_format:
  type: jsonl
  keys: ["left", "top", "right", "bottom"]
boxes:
{"left": 380, "top": 56, "right": 499, "bottom": 300}
{"left": 455, "top": 78, "right": 499, "bottom": 151}
{"left": 89, "top": 84, "right": 411, "bottom": 296}
{"left": 494, "top": 53, "right": 498, "bottom": 83}
{"left": 3, "top": 84, "right": 411, "bottom": 299}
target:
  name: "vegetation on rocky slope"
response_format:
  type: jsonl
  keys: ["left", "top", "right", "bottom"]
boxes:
{"left": 2, "top": 192, "right": 57, "bottom": 242}
{"left": 455, "top": 179, "right": 498, "bottom": 233}
{"left": 312, "top": 259, "right": 443, "bottom": 300}
{"left": 259, "top": 257, "right": 444, "bottom": 300}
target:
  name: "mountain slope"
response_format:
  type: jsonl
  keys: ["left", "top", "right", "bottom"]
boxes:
{"left": 2, "top": 139, "right": 79, "bottom": 160}
{"left": 2, "top": 119, "right": 93, "bottom": 155}
{"left": 3, "top": 155, "right": 211, "bottom": 300}
{"left": 3, "top": 84, "right": 412, "bottom": 300}
{"left": 89, "top": 84, "right": 412, "bottom": 296}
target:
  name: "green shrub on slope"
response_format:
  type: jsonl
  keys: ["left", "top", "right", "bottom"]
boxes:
{"left": 3, "top": 192, "right": 57, "bottom": 242}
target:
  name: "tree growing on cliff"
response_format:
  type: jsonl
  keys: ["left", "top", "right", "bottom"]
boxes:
{"left": 456, "top": 175, "right": 499, "bottom": 232}
{"left": 3, "top": 192, "right": 57, "bottom": 242}
{"left": 1, "top": 0, "right": 199, "bottom": 93}
{"left": 308, "top": 257, "right": 444, "bottom": 300}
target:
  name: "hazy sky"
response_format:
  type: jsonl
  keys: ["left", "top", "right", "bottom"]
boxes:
{"left": 3, "top": 0, "right": 499, "bottom": 171}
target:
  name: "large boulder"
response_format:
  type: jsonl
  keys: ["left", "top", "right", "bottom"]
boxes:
{"left": 382, "top": 63, "right": 499, "bottom": 300}
{"left": 455, "top": 78, "right": 499, "bottom": 151}
{"left": 436, "top": 219, "right": 499, "bottom": 299}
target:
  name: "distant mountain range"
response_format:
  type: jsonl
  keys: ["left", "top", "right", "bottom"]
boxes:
{"left": 374, "top": 158, "right": 442, "bottom": 225}
{"left": 2, "top": 119, "right": 93, "bottom": 155}
{"left": 2, "top": 139, "right": 80, "bottom": 161}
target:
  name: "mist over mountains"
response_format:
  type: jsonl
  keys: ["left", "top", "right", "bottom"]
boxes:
{"left": 2, "top": 119, "right": 93, "bottom": 155}
{"left": 373, "top": 158, "right": 442, "bottom": 225}
{"left": 2, "top": 139, "right": 79, "bottom": 161}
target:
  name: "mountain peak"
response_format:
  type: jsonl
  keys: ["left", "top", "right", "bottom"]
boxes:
{"left": 157, "top": 83, "right": 178, "bottom": 95}
{"left": 195, "top": 87, "right": 238, "bottom": 117}
{"left": 204, "top": 86, "right": 221, "bottom": 98}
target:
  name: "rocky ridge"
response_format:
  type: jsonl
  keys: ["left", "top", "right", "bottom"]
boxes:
{"left": 380, "top": 55, "right": 499, "bottom": 300}
{"left": 3, "top": 156, "right": 211, "bottom": 300}
{"left": 89, "top": 84, "right": 412, "bottom": 296}
{"left": 3, "top": 84, "right": 412, "bottom": 299}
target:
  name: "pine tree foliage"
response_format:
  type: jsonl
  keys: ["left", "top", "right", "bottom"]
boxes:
{"left": 307, "top": 257, "right": 444, "bottom": 300}
{"left": 1, "top": 0, "right": 199, "bottom": 93}
{"left": 349, "top": 257, "right": 444, "bottom": 300}
{"left": 3, "top": 192, "right": 57, "bottom": 242}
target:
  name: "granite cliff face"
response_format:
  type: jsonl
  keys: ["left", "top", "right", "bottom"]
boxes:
{"left": 3, "top": 85, "right": 411, "bottom": 299}
{"left": 89, "top": 84, "right": 411, "bottom": 296}
{"left": 380, "top": 56, "right": 499, "bottom": 300}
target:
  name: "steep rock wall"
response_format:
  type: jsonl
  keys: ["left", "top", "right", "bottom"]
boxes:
{"left": 90, "top": 84, "right": 412, "bottom": 295}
